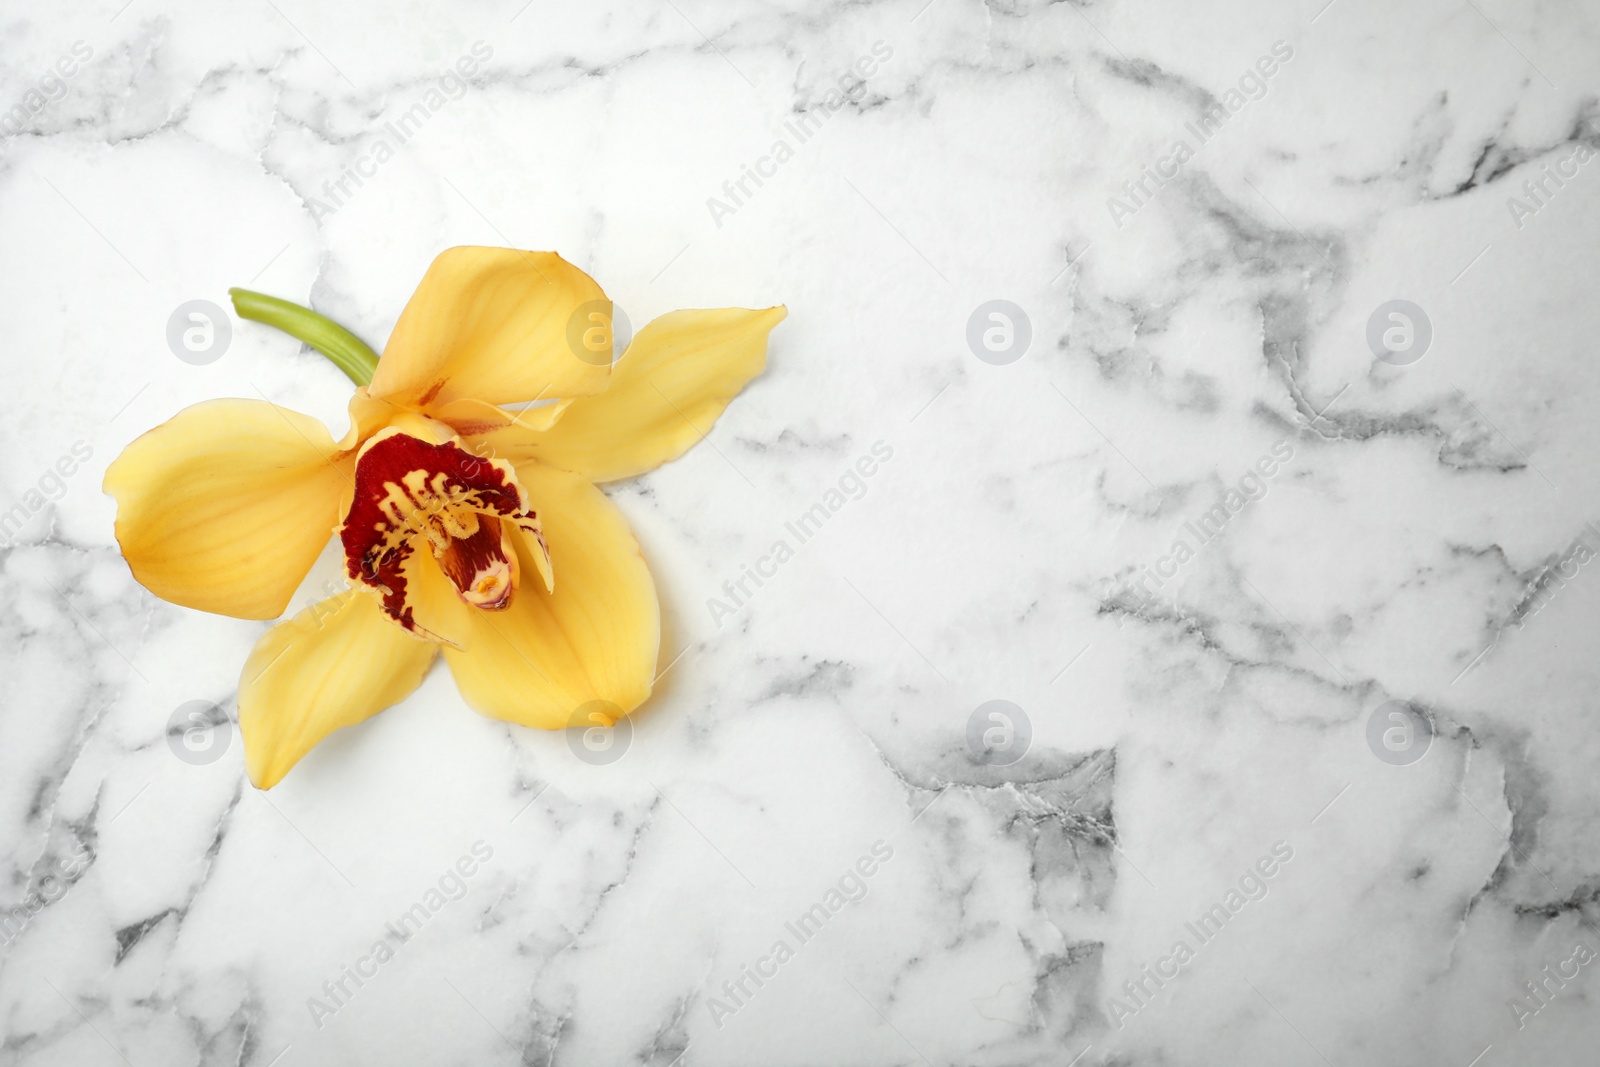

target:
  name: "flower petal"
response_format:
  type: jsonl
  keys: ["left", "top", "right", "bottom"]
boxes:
{"left": 471, "top": 307, "right": 785, "bottom": 483}
{"left": 443, "top": 460, "right": 659, "bottom": 728}
{"left": 103, "top": 399, "right": 349, "bottom": 620}
{"left": 425, "top": 396, "right": 572, "bottom": 438}
{"left": 367, "top": 246, "right": 615, "bottom": 411}
{"left": 239, "top": 590, "right": 438, "bottom": 788}
{"left": 397, "top": 548, "right": 476, "bottom": 649}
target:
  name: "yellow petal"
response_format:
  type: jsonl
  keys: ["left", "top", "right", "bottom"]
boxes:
{"left": 443, "top": 461, "right": 659, "bottom": 728}
{"left": 339, "top": 388, "right": 413, "bottom": 450}
{"left": 426, "top": 396, "right": 573, "bottom": 438}
{"left": 104, "top": 398, "right": 349, "bottom": 620}
{"left": 239, "top": 590, "right": 438, "bottom": 788}
{"left": 471, "top": 307, "right": 785, "bottom": 483}
{"left": 400, "top": 545, "right": 476, "bottom": 649}
{"left": 367, "top": 246, "right": 615, "bottom": 411}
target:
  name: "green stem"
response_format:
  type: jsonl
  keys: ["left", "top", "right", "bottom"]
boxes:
{"left": 228, "top": 288, "right": 380, "bottom": 386}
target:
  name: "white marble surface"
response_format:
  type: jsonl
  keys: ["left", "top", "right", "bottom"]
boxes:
{"left": 3, "top": 0, "right": 1600, "bottom": 1064}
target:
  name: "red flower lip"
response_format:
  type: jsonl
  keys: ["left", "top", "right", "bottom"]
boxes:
{"left": 340, "top": 428, "right": 548, "bottom": 641}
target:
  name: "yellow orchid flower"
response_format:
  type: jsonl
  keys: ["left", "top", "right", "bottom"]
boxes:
{"left": 105, "top": 246, "right": 784, "bottom": 788}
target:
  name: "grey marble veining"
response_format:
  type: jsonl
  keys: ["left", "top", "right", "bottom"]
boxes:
{"left": 2, "top": 0, "right": 1600, "bottom": 1064}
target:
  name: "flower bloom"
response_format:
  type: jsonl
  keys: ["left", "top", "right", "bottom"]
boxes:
{"left": 105, "top": 247, "right": 783, "bottom": 787}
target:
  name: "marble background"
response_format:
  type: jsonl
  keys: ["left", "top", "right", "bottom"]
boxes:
{"left": 2, "top": 0, "right": 1600, "bottom": 1063}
